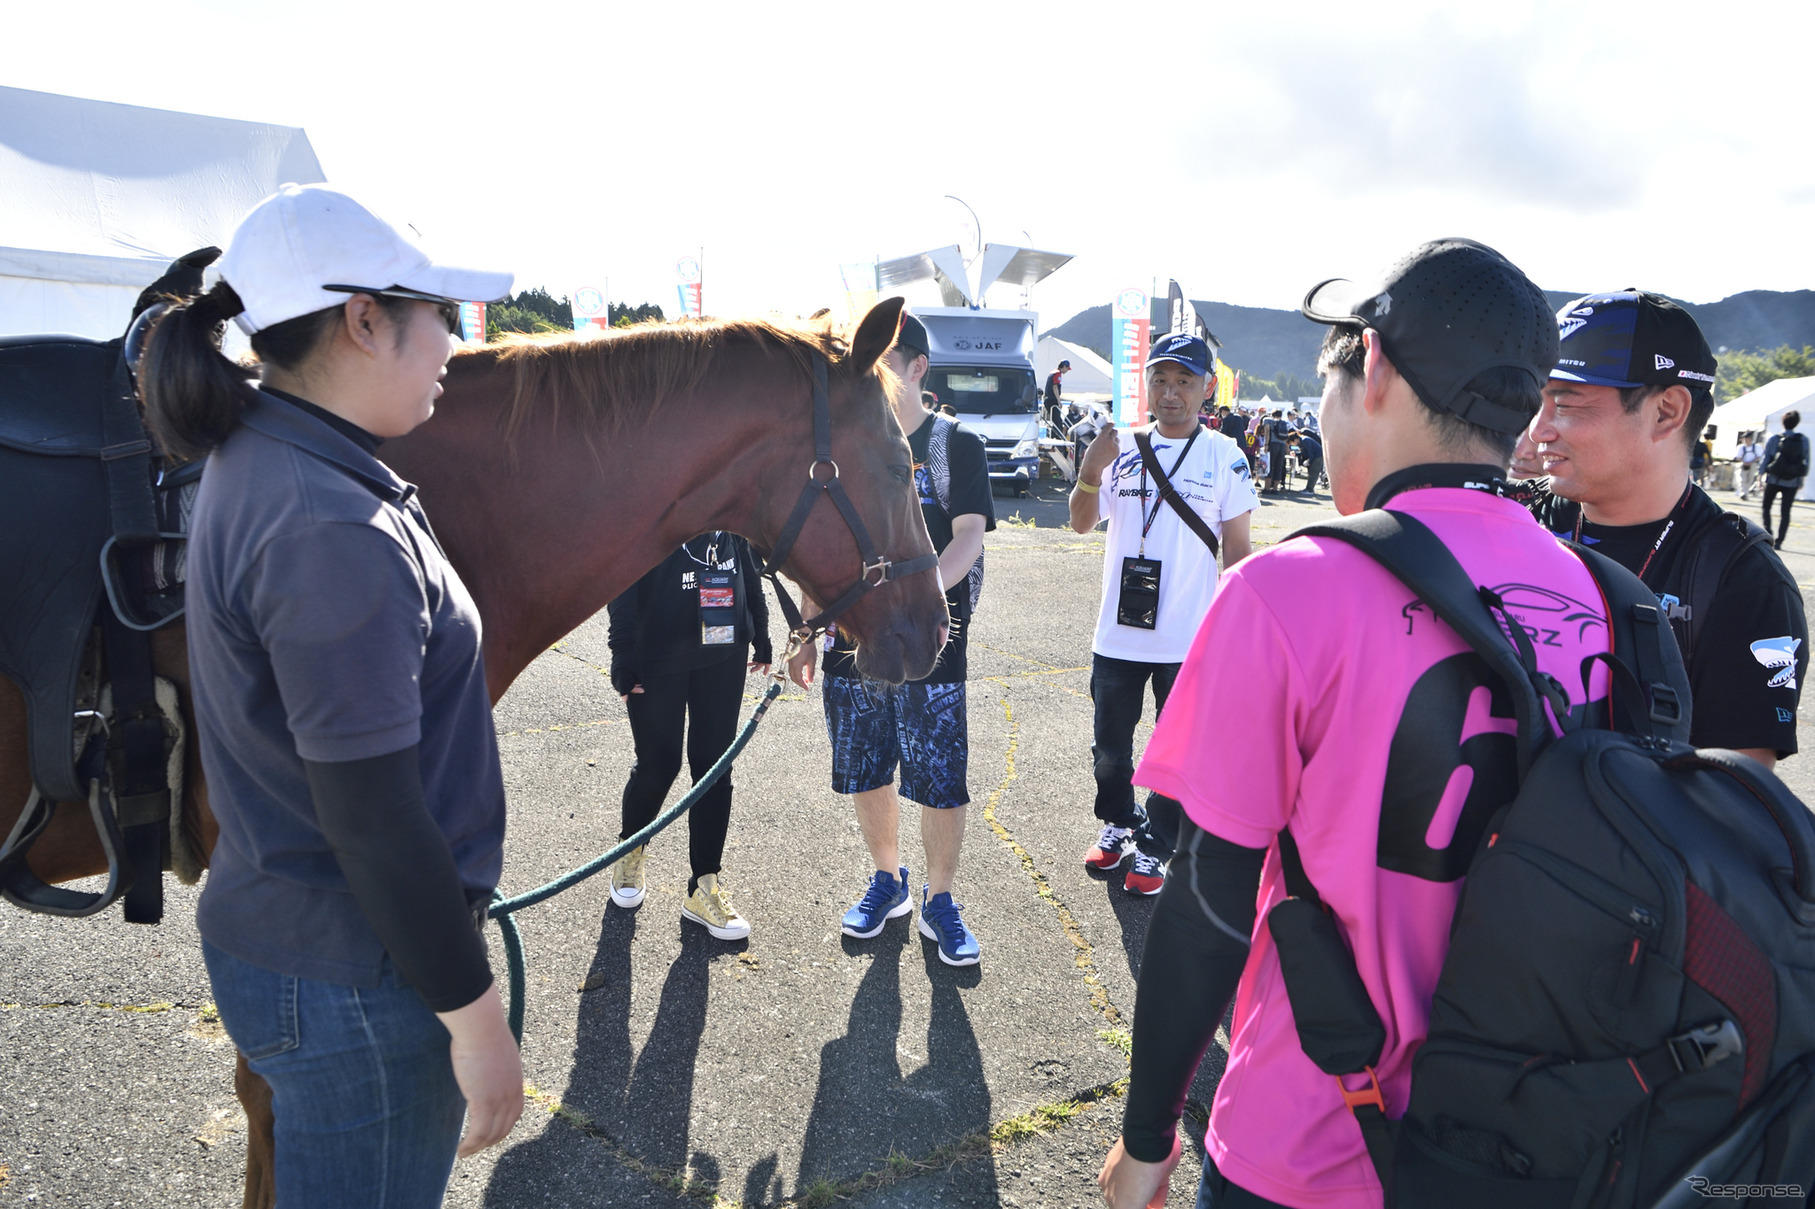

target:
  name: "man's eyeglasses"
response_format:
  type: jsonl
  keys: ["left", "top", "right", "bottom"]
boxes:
{"left": 323, "top": 284, "right": 464, "bottom": 339}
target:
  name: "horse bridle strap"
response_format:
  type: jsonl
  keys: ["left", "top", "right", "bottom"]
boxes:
{"left": 759, "top": 356, "right": 938, "bottom": 644}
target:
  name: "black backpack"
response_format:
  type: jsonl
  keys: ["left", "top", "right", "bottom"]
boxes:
{"left": 1767, "top": 432, "right": 1809, "bottom": 481}
{"left": 1269, "top": 509, "right": 1815, "bottom": 1208}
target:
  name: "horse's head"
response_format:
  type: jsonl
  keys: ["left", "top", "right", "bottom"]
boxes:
{"left": 766, "top": 298, "right": 949, "bottom": 683}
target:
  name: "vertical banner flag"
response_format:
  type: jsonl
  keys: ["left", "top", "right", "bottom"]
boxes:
{"left": 1165, "top": 278, "right": 1207, "bottom": 340}
{"left": 573, "top": 286, "right": 609, "bottom": 332}
{"left": 1215, "top": 362, "right": 1237, "bottom": 410}
{"left": 1111, "top": 287, "right": 1151, "bottom": 426}
{"left": 459, "top": 302, "right": 486, "bottom": 346}
{"left": 676, "top": 256, "right": 703, "bottom": 318}
{"left": 840, "top": 262, "right": 879, "bottom": 326}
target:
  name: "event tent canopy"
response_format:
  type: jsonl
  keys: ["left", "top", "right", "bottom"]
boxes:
{"left": 0, "top": 86, "right": 323, "bottom": 338}
{"left": 1709, "top": 376, "right": 1815, "bottom": 457}
{"left": 1710, "top": 376, "right": 1815, "bottom": 500}
{"left": 1035, "top": 336, "right": 1113, "bottom": 401}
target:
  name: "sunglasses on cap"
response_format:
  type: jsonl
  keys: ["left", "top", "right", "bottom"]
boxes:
{"left": 322, "top": 284, "right": 464, "bottom": 339}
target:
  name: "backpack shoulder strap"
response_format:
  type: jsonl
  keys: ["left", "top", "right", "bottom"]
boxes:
{"left": 1567, "top": 541, "right": 1694, "bottom": 744}
{"left": 928, "top": 415, "right": 954, "bottom": 516}
{"left": 1293, "top": 509, "right": 1553, "bottom": 776}
{"left": 1670, "top": 511, "right": 1771, "bottom": 674}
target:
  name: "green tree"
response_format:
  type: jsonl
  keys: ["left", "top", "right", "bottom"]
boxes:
{"left": 485, "top": 288, "right": 572, "bottom": 338}
{"left": 609, "top": 302, "right": 665, "bottom": 326}
{"left": 1715, "top": 345, "right": 1815, "bottom": 404}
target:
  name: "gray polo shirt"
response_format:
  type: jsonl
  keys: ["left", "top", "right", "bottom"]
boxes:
{"left": 188, "top": 391, "right": 505, "bottom": 987}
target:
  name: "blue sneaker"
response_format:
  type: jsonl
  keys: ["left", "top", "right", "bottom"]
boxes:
{"left": 841, "top": 866, "right": 911, "bottom": 938}
{"left": 917, "top": 888, "right": 980, "bottom": 966}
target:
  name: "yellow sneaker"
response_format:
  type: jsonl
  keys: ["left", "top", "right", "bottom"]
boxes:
{"left": 681, "top": 873, "right": 750, "bottom": 940}
{"left": 609, "top": 844, "right": 646, "bottom": 909}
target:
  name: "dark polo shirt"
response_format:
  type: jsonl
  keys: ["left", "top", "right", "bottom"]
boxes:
{"left": 188, "top": 390, "right": 505, "bottom": 987}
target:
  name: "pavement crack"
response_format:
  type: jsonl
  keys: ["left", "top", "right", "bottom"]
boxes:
{"left": 979, "top": 691, "right": 1125, "bottom": 1027}
{"left": 0, "top": 998, "right": 195, "bottom": 1013}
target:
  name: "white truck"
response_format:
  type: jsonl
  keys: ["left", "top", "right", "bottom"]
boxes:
{"left": 916, "top": 307, "right": 1042, "bottom": 496}
{"left": 872, "top": 241, "right": 1074, "bottom": 497}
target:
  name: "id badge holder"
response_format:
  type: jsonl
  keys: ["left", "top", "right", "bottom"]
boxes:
{"left": 1117, "top": 557, "right": 1162, "bottom": 629}
{"left": 698, "top": 569, "right": 739, "bottom": 645}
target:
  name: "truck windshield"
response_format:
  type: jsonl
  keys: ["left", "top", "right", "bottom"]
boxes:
{"left": 924, "top": 365, "right": 1037, "bottom": 415}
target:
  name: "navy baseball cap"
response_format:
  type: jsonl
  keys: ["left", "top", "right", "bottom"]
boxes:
{"left": 1301, "top": 237, "right": 1558, "bottom": 434}
{"left": 1552, "top": 291, "right": 1717, "bottom": 390}
{"left": 895, "top": 312, "right": 930, "bottom": 358}
{"left": 1146, "top": 332, "right": 1211, "bottom": 377}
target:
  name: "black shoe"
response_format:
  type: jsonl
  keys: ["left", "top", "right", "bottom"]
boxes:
{"left": 1774, "top": 538, "right": 1785, "bottom": 550}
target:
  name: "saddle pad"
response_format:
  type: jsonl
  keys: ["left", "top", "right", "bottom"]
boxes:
{"left": 0, "top": 337, "right": 120, "bottom": 800}
{"left": 0, "top": 335, "right": 119, "bottom": 456}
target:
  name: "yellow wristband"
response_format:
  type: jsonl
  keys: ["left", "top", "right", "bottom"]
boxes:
{"left": 1076, "top": 479, "right": 1099, "bottom": 494}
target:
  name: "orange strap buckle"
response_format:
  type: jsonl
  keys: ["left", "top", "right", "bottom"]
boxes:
{"left": 1337, "top": 1067, "right": 1387, "bottom": 1114}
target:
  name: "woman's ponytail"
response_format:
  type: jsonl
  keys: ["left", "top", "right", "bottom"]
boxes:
{"left": 139, "top": 281, "right": 256, "bottom": 463}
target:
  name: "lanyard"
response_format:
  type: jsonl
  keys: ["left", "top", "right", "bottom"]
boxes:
{"left": 1138, "top": 427, "right": 1201, "bottom": 556}
{"left": 1573, "top": 483, "right": 1692, "bottom": 584}
{"left": 681, "top": 532, "right": 724, "bottom": 568}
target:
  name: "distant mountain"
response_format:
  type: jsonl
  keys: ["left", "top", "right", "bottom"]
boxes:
{"left": 1043, "top": 290, "right": 1815, "bottom": 387}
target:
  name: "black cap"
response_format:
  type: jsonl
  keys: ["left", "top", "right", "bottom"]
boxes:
{"left": 1552, "top": 291, "right": 1716, "bottom": 390}
{"left": 1301, "top": 237, "right": 1559, "bottom": 434}
{"left": 895, "top": 312, "right": 929, "bottom": 359}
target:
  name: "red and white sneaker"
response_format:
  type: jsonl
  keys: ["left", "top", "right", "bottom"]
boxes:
{"left": 1084, "top": 824, "right": 1137, "bottom": 871}
{"left": 1124, "top": 850, "right": 1167, "bottom": 896}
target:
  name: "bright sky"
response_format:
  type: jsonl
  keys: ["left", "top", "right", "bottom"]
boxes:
{"left": 11, "top": 0, "right": 1815, "bottom": 329}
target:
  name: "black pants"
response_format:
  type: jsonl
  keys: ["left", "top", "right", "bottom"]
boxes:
{"left": 1090, "top": 653, "right": 1182, "bottom": 858}
{"left": 1194, "top": 1153, "right": 1290, "bottom": 1208}
{"left": 1265, "top": 442, "right": 1287, "bottom": 490}
{"left": 1302, "top": 457, "right": 1324, "bottom": 493}
{"left": 1763, "top": 482, "right": 1797, "bottom": 545}
{"left": 620, "top": 650, "right": 746, "bottom": 883}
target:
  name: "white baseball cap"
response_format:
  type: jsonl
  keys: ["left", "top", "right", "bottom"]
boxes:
{"left": 218, "top": 183, "right": 513, "bottom": 336}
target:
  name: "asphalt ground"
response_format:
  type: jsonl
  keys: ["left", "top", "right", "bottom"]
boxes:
{"left": 4, "top": 471, "right": 1815, "bottom": 1208}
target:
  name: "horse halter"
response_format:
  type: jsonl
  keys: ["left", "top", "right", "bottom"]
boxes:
{"left": 758, "top": 356, "right": 939, "bottom": 656}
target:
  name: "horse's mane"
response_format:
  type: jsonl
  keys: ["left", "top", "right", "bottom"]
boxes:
{"left": 460, "top": 314, "right": 852, "bottom": 441}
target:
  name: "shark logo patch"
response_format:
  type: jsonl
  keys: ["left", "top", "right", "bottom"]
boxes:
{"left": 1751, "top": 636, "right": 1802, "bottom": 690}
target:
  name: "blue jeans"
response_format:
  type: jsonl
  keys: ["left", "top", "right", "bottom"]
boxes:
{"left": 1090, "top": 653, "right": 1182, "bottom": 858}
{"left": 203, "top": 940, "right": 466, "bottom": 1208}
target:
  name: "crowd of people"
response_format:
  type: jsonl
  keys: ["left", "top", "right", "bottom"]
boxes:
{"left": 132, "top": 180, "right": 1809, "bottom": 1206}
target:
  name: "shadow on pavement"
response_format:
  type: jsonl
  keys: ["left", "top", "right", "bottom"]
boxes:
{"left": 795, "top": 917, "right": 996, "bottom": 1201}
{"left": 482, "top": 904, "right": 725, "bottom": 1204}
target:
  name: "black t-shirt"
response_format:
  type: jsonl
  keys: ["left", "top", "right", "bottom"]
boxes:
{"left": 1298, "top": 434, "right": 1323, "bottom": 461}
{"left": 1219, "top": 413, "right": 1247, "bottom": 441}
{"left": 825, "top": 412, "right": 995, "bottom": 684}
{"left": 1573, "top": 485, "right": 1807, "bottom": 755}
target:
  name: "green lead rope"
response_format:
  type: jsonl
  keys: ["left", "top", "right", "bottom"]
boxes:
{"left": 487, "top": 678, "right": 786, "bottom": 1041}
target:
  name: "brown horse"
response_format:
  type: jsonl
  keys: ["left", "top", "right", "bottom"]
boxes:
{"left": 0, "top": 296, "right": 946, "bottom": 1207}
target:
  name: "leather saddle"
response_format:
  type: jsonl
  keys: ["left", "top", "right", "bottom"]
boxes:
{"left": 0, "top": 248, "right": 215, "bottom": 921}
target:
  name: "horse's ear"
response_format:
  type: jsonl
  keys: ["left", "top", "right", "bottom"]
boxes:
{"left": 848, "top": 296, "right": 907, "bottom": 378}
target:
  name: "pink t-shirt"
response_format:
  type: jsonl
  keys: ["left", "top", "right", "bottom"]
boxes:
{"left": 1136, "top": 486, "right": 1612, "bottom": 1209}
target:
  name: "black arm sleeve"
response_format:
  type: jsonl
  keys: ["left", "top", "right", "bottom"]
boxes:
{"left": 1122, "top": 818, "right": 1268, "bottom": 1162}
{"left": 305, "top": 747, "right": 494, "bottom": 1014}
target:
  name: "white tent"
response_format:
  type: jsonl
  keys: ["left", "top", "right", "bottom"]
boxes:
{"left": 1035, "top": 336, "right": 1113, "bottom": 401}
{"left": 1709, "top": 376, "right": 1815, "bottom": 500}
{"left": 0, "top": 86, "right": 324, "bottom": 339}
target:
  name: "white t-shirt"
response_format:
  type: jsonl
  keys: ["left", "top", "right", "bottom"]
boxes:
{"left": 1092, "top": 425, "right": 1258, "bottom": 662}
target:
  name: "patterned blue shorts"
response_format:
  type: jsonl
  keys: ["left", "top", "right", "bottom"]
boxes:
{"left": 822, "top": 677, "right": 970, "bottom": 809}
